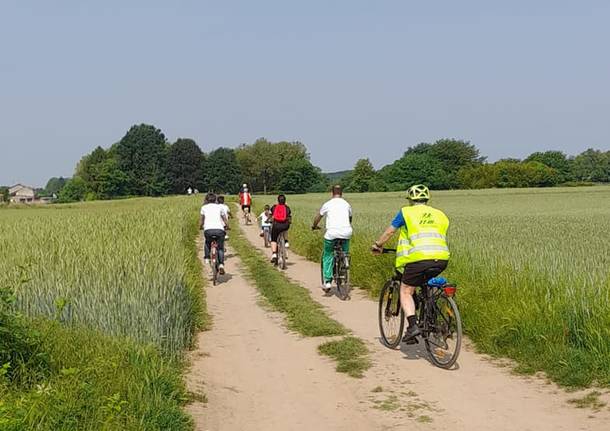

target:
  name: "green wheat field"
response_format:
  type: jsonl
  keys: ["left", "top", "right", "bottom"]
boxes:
{"left": 0, "top": 197, "right": 204, "bottom": 355}
{"left": 278, "top": 186, "right": 610, "bottom": 387}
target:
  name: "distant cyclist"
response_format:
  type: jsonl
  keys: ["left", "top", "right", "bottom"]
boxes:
{"left": 269, "top": 194, "right": 292, "bottom": 263}
{"left": 239, "top": 185, "right": 252, "bottom": 220}
{"left": 258, "top": 204, "right": 272, "bottom": 237}
{"left": 199, "top": 192, "right": 229, "bottom": 274}
{"left": 311, "top": 185, "right": 353, "bottom": 294}
{"left": 371, "top": 184, "right": 450, "bottom": 343}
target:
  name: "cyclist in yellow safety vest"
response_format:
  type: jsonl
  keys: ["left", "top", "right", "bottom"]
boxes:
{"left": 371, "top": 184, "right": 450, "bottom": 343}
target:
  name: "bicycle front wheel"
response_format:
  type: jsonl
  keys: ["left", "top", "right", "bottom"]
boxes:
{"left": 378, "top": 280, "right": 404, "bottom": 348}
{"left": 424, "top": 295, "right": 462, "bottom": 369}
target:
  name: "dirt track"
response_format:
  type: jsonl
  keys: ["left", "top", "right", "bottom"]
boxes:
{"left": 186, "top": 216, "right": 610, "bottom": 430}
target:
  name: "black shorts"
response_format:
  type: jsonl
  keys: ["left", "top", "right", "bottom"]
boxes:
{"left": 241, "top": 205, "right": 251, "bottom": 212}
{"left": 271, "top": 222, "right": 290, "bottom": 242}
{"left": 401, "top": 259, "right": 448, "bottom": 286}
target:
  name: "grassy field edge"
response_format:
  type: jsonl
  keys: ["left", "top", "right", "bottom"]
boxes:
{"left": 1, "top": 201, "right": 211, "bottom": 430}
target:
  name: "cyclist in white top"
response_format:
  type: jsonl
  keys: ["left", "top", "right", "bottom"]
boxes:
{"left": 216, "top": 195, "right": 231, "bottom": 240}
{"left": 199, "top": 192, "right": 228, "bottom": 274}
{"left": 258, "top": 204, "right": 272, "bottom": 236}
{"left": 311, "top": 185, "right": 353, "bottom": 293}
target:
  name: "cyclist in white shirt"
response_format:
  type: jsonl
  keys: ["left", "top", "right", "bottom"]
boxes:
{"left": 258, "top": 204, "right": 272, "bottom": 237}
{"left": 217, "top": 195, "right": 231, "bottom": 240}
{"left": 311, "top": 185, "right": 353, "bottom": 293}
{"left": 199, "top": 192, "right": 228, "bottom": 274}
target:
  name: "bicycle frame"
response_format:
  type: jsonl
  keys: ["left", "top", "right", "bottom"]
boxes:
{"left": 385, "top": 272, "right": 442, "bottom": 336}
{"left": 209, "top": 239, "right": 220, "bottom": 284}
{"left": 333, "top": 242, "right": 348, "bottom": 276}
{"left": 210, "top": 240, "right": 218, "bottom": 260}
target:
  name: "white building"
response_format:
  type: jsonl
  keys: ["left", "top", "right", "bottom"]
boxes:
{"left": 9, "top": 184, "right": 36, "bottom": 203}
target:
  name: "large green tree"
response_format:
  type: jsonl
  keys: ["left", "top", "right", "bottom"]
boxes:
{"left": 73, "top": 146, "right": 128, "bottom": 199}
{"left": 75, "top": 146, "right": 109, "bottom": 184}
{"left": 44, "top": 177, "right": 68, "bottom": 196}
{"left": 57, "top": 177, "right": 88, "bottom": 202}
{"left": 379, "top": 152, "right": 448, "bottom": 190}
{"left": 236, "top": 138, "right": 310, "bottom": 193}
{"left": 525, "top": 150, "right": 573, "bottom": 182}
{"left": 92, "top": 158, "right": 129, "bottom": 199}
{"left": 0, "top": 187, "right": 8, "bottom": 202}
{"left": 343, "top": 159, "right": 379, "bottom": 192}
{"left": 205, "top": 148, "right": 241, "bottom": 193}
{"left": 166, "top": 138, "right": 204, "bottom": 194}
{"left": 277, "top": 158, "right": 323, "bottom": 193}
{"left": 114, "top": 124, "right": 169, "bottom": 196}
{"left": 379, "top": 139, "right": 483, "bottom": 190}
{"left": 571, "top": 149, "right": 610, "bottom": 182}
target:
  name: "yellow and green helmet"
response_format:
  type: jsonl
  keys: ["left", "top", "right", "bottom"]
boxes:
{"left": 406, "top": 184, "right": 430, "bottom": 201}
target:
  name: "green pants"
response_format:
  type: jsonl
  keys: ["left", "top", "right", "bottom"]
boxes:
{"left": 322, "top": 238, "right": 350, "bottom": 282}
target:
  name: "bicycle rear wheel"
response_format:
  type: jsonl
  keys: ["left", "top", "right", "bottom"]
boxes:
{"left": 424, "top": 295, "right": 462, "bottom": 369}
{"left": 264, "top": 228, "right": 270, "bottom": 247}
{"left": 211, "top": 246, "right": 218, "bottom": 286}
{"left": 378, "top": 280, "right": 404, "bottom": 348}
{"left": 277, "top": 234, "right": 287, "bottom": 270}
{"left": 335, "top": 253, "right": 351, "bottom": 300}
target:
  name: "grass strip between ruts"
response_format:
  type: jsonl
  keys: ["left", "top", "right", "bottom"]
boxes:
{"left": 318, "top": 337, "right": 372, "bottom": 378}
{"left": 229, "top": 218, "right": 371, "bottom": 377}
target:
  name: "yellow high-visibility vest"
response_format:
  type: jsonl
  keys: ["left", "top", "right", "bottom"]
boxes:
{"left": 395, "top": 204, "right": 450, "bottom": 268}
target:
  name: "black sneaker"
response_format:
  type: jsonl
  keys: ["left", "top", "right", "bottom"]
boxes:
{"left": 402, "top": 324, "right": 421, "bottom": 343}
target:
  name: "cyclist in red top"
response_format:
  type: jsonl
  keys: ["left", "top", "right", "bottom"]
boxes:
{"left": 239, "top": 184, "right": 252, "bottom": 217}
{"left": 269, "top": 194, "right": 292, "bottom": 263}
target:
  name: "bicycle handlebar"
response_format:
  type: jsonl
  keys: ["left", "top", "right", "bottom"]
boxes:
{"left": 371, "top": 247, "right": 396, "bottom": 254}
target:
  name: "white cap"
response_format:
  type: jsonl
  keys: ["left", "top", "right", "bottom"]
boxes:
{"left": 243, "top": 183, "right": 247, "bottom": 187}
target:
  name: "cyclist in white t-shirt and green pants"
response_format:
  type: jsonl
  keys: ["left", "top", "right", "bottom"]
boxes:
{"left": 311, "top": 185, "right": 353, "bottom": 293}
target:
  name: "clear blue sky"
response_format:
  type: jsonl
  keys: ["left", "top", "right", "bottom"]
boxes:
{"left": 1, "top": 1, "right": 609, "bottom": 187}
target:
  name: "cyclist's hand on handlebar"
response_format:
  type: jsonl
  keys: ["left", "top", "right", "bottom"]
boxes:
{"left": 371, "top": 244, "right": 383, "bottom": 255}
{"left": 311, "top": 225, "right": 320, "bottom": 231}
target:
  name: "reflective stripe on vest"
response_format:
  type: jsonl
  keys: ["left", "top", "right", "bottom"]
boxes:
{"left": 409, "top": 232, "right": 446, "bottom": 241}
{"left": 396, "top": 244, "right": 450, "bottom": 257}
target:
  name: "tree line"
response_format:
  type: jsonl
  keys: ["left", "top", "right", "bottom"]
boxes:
{"left": 40, "top": 124, "right": 609, "bottom": 202}
{"left": 338, "top": 140, "right": 609, "bottom": 192}
{"left": 51, "top": 124, "right": 325, "bottom": 202}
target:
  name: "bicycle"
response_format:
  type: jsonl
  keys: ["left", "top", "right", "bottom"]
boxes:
{"left": 262, "top": 225, "right": 271, "bottom": 247}
{"left": 316, "top": 234, "right": 351, "bottom": 300}
{"left": 209, "top": 236, "right": 220, "bottom": 286}
{"left": 377, "top": 248, "right": 462, "bottom": 369}
{"left": 275, "top": 231, "right": 288, "bottom": 270}
{"left": 243, "top": 208, "right": 252, "bottom": 225}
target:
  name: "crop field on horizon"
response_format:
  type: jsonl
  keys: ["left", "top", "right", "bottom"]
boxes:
{"left": 0, "top": 196, "right": 205, "bottom": 355}
{"left": 279, "top": 186, "right": 610, "bottom": 387}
